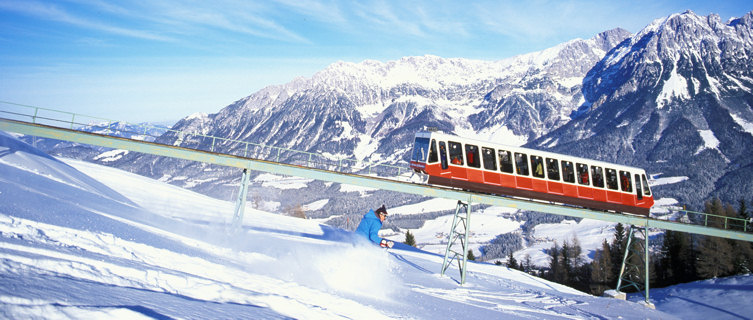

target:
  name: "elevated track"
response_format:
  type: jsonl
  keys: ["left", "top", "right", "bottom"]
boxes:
{"left": 4, "top": 102, "right": 753, "bottom": 296}
{"left": 0, "top": 114, "right": 751, "bottom": 242}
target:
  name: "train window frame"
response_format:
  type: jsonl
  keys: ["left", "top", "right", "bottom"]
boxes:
{"left": 515, "top": 152, "right": 529, "bottom": 176}
{"left": 448, "top": 141, "right": 464, "bottom": 166}
{"left": 642, "top": 174, "right": 651, "bottom": 196}
{"left": 546, "top": 158, "right": 560, "bottom": 181}
{"left": 620, "top": 171, "right": 633, "bottom": 192}
{"left": 591, "top": 166, "right": 605, "bottom": 188}
{"left": 439, "top": 141, "right": 448, "bottom": 170}
{"left": 561, "top": 160, "right": 575, "bottom": 183}
{"left": 482, "top": 147, "right": 497, "bottom": 171}
{"left": 428, "top": 139, "right": 438, "bottom": 163}
{"left": 576, "top": 163, "right": 590, "bottom": 185}
{"left": 411, "top": 137, "right": 430, "bottom": 162}
{"left": 635, "top": 174, "right": 643, "bottom": 200}
{"left": 465, "top": 144, "right": 481, "bottom": 168}
{"left": 606, "top": 168, "right": 618, "bottom": 190}
{"left": 499, "top": 150, "right": 514, "bottom": 173}
{"left": 531, "top": 155, "right": 545, "bottom": 178}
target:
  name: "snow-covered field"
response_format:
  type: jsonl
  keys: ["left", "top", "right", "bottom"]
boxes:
{"left": 0, "top": 130, "right": 749, "bottom": 319}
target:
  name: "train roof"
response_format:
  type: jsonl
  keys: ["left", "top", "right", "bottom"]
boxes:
{"left": 416, "top": 131, "right": 647, "bottom": 173}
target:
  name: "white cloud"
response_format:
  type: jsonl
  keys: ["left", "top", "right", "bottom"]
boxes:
{"left": 0, "top": 0, "right": 173, "bottom": 41}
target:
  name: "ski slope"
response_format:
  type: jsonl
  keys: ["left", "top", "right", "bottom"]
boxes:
{"left": 0, "top": 130, "right": 722, "bottom": 319}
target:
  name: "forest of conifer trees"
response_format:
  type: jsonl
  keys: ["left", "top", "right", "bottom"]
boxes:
{"left": 505, "top": 198, "right": 753, "bottom": 295}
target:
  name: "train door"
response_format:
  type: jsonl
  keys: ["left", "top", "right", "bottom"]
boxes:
{"left": 605, "top": 168, "right": 621, "bottom": 203}
{"left": 499, "top": 150, "right": 516, "bottom": 187}
{"left": 591, "top": 166, "right": 606, "bottom": 202}
{"left": 641, "top": 174, "right": 653, "bottom": 207}
{"left": 635, "top": 173, "right": 644, "bottom": 201}
{"left": 465, "top": 144, "right": 483, "bottom": 183}
{"left": 482, "top": 147, "right": 501, "bottom": 185}
{"left": 576, "top": 163, "right": 593, "bottom": 199}
{"left": 619, "top": 171, "right": 635, "bottom": 206}
{"left": 546, "top": 158, "right": 564, "bottom": 194}
{"left": 515, "top": 152, "right": 533, "bottom": 190}
{"left": 530, "top": 155, "right": 547, "bottom": 192}
{"left": 448, "top": 141, "right": 467, "bottom": 180}
{"left": 561, "top": 160, "right": 578, "bottom": 197}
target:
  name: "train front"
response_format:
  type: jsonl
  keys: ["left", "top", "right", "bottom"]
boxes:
{"left": 409, "top": 131, "right": 433, "bottom": 173}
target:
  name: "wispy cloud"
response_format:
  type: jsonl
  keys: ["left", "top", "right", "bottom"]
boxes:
{"left": 0, "top": 0, "right": 313, "bottom": 45}
{"left": 0, "top": 0, "right": 174, "bottom": 42}
{"left": 273, "top": 0, "right": 349, "bottom": 27}
{"left": 143, "top": 1, "right": 311, "bottom": 44}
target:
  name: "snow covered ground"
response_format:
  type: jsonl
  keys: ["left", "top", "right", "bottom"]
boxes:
{"left": 629, "top": 274, "right": 753, "bottom": 320}
{"left": 0, "top": 130, "right": 744, "bottom": 319}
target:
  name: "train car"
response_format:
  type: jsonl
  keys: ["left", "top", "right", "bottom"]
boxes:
{"left": 409, "top": 131, "right": 653, "bottom": 216}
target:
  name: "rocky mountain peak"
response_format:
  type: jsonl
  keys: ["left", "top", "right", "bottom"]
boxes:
{"left": 532, "top": 9, "right": 753, "bottom": 208}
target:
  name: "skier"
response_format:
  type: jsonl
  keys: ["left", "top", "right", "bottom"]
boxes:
{"left": 355, "top": 205, "right": 394, "bottom": 248}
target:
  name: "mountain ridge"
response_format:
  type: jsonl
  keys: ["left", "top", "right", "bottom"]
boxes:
{"left": 24, "top": 9, "right": 753, "bottom": 224}
{"left": 530, "top": 9, "right": 753, "bottom": 208}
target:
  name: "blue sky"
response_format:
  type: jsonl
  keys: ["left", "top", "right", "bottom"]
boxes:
{"left": 1, "top": 1, "right": 751, "bottom": 123}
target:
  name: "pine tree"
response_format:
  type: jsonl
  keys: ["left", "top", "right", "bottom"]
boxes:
{"left": 522, "top": 254, "right": 534, "bottom": 275}
{"left": 404, "top": 230, "right": 416, "bottom": 247}
{"left": 610, "top": 223, "right": 627, "bottom": 280}
{"left": 729, "top": 202, "right": 753, "bottom": 275}
{"left": 731, "top": 239, "right": 753, "bottom": 275}
{"left": 591, "top": 239, "right": 613, "bottom": 295}
{"left": 659, "top": 230, "right": 696, "bottom": 285}
{"left": 467, "top": 249, "right": 476, "bottom": 261}
{"left": 547, "top": 241, "right": 561, "bottom": 282}
{"left": 560, "top": 239, "right": 572, "bottom": 284}
{"left": 564, "top": 236, "right": 589, "bottom": 291}
{"left": 739, "top": 199, "right": 749, "bottom": 220}
{"left": 697, "top": 235, "right": 734, "bottom": 278}
{"left": 697, "top": 198, "right": 734, "bottom": 278}
{"left": 569, "top": 236, "right": 584, "bottom": 275}
{"left": 506, "top": 251, "right": 519, "bottom": 270}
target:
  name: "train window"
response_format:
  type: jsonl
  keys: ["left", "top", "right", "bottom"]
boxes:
{"left": 531, "top": 155, "right": 544, "bottom": 178}
{"left": 635, "top": 174, "right": 643, "bottom": 200}
{"left": 591, "top": 166, "right": 604, "bottom": 188}
{"left": 448, "top": 141, "right": 464, "bottom": 166}
{"left": 642, "top": 174, "right": 651, "bottom": 196}
{"left": 439, "top": 142, "right": 448, "bottom": 170}
{"left": 606, "top": 168, "right": 618, "bottom": 190}
{"left": 515, "top": 153, "right": 529, "bottom": 176}
{"left": 499, "top": 150, "right": 514, "bottom": 173}
{"left": 428, "top": 140, "right": 438, "bottom": 163}
{"left": 620, "top": 171, "right": 633, "bottom": 192}
{"left": 411, "top": 137, "right": 430, "bottom": 162}
{"left": 546, "top": 158, "right": 560, "bottom": 180}
{"left": 466, "top": 144, "right": 481, "bottom": 168}
{"left": 561, "top": 161, "right": 575, "bottom": 183}
{"left": 482, "top": 147, "right": 497, "bottom": 171}
{"left": 576, "top": 163, "right": 589, "bottom": 185}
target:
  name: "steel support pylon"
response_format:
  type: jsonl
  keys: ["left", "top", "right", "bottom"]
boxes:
{"left": 615, "top": 225, "right": 653, "bottom": 307}
{"left": 441, "top": 200, "right": 472, "bottom": 284}
{"left": 232, "top": 168, "right": 251, "bottom": 229}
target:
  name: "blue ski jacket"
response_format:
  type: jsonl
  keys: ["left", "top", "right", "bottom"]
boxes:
{"left": 355, "top": 209, "right": 384, "bottom": 245}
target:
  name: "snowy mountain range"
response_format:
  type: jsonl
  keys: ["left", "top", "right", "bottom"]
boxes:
{"left": 532, "top": 10, "right": 753, "bottom": 207}
{"left": 96, "top": 26, "right": 633, "bottom": 208}
{"left": 21, "top": 10, "right": 753, "bottom": 262}
{"left": 93, "top": 9, "right": 752, "bottom": 211}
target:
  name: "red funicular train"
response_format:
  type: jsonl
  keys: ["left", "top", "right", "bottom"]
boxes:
{"left": 409, "top": 131, "right": 653, "bottom": 216}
